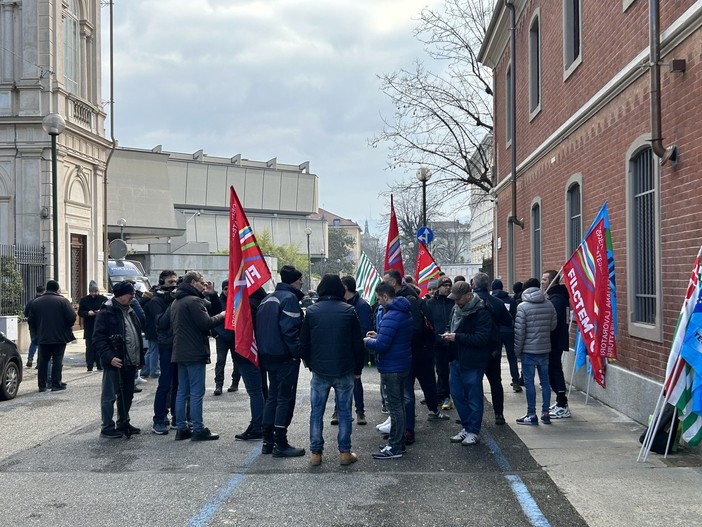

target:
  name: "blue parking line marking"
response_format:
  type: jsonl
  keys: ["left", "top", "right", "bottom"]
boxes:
{"left": 484, "top": 433, "right": 551, "bottom": 527}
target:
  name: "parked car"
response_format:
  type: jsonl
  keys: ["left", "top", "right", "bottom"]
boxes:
{"left": 0, "top": 331, "right": 22, "bottom": 400}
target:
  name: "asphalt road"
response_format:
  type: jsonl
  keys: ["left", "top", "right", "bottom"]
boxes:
{"left": 0, "top": 348, "right": 588, "bottom": 527}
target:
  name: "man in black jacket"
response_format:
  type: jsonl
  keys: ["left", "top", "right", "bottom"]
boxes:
{"left": 93, "top": 280, "right": 144, "bottom": 438}
{"left": 473, "top": 273, "right": 513, "bottom": 425}
{"left": 491, "top": 279, "right": 521, "bottom": 393}
{"left": 301, "top": 275, "right": 364, "bottom": 466}
{"left": 171, "top": 271, "right": 225, "bottom": 441}
{"left": 78, "top": 280, "right": 107, "bottom": 372}
{"left": 426, "top": 276, "right": 455, "bottom": 410}
{"left": 542, "top": 270, "right": 572, "bottom": 419}
{"left": 23, "top": 285, "right": 44, "bottom": 368}
{"left": 28, "top": 280, "right": 76, "bottom": 392}
{"left": 211, "top": 280, "right": 240, "bottom": 396}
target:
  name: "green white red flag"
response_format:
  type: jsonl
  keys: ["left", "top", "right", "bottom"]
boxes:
{"left": 355, "top": 251, "right": 382, "bottom": 306}
{"left": 225, "top": 186, "right": 271, "bottom": 367}
{"left": 414, "top": 243, "right": 441, "bottom": 297}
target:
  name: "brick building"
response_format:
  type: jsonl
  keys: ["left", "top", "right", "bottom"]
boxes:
{"left": 479, "top": 1, "right": 702, "bottom": 422}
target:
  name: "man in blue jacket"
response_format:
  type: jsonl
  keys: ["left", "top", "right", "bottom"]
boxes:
{"left": 365, "top": 282, "right": 413, "bottom": 459}
{"left": 301, "top": 274, "right": 364, "bottom": 466}
{"left": 256, "top": 265, "right": 306, "bottom": 457}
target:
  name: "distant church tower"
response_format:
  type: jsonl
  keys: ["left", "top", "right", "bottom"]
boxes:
{"left": 0, "top": 1, "right": 109, "bottom": 302}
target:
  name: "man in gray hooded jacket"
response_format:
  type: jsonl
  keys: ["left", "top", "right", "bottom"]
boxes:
{"left": 513, "top": 278, "right": 557, "bottom": 426}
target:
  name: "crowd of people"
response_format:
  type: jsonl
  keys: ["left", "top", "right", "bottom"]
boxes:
{"left": 23, "top": 264, "right": 573, "bottom": 464}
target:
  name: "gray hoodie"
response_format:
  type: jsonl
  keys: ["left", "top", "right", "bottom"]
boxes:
{"left": 514, "top": 287, "right": 557, "bottom": 356}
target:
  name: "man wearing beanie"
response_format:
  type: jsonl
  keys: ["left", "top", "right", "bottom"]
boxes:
{"left": 300, "top": 274, "right": 364, "bottom": 466}
{"left": 78, "top": 280, "right": 108, "bottom": 372}
{"left": 27, "top": 280, "right": 76, "bottom": 392}
{"left": 92, "top": 280, "right": 144, "bottom": 438}
{"left": 256, "top": 264, "right": 306, "bottom": 457}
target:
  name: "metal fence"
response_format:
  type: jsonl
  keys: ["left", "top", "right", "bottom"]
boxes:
{"left": 0, "top": 244, "right": 47, "bottom": 316}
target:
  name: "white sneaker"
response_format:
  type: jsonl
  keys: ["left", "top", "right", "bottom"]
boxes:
{"left": 549, "top": 406, "right": 571, "bottom": 419}
{"left": 461, "top": 433, "right": 479, "bottom": 445}
{"left": 376, "top": 417, "right": 391, "bottom": 430}
{"left": 135, "top": 376, "right": 148, "bottom": 385}
{"left": 450, "top": 428, "right": 468, "bottom": 443}
{"left": 378, "top": 421, "right": 392, "bottom": 434}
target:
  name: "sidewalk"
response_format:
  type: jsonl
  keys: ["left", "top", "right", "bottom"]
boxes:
{"left": 494, "top": 359, "right": 702, "bottom": 526}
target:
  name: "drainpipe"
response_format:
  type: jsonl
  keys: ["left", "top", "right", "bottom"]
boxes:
{"left": 649, "top": 0, "right": 678, "bottom": 165}
{"left": 505, "top": 1, "right": 523, "bottom": 228}
{"left": 103, "top": 0, "right": 117, "bottom": 288}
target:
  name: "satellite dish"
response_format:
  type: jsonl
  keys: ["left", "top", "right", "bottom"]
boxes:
{"left": 109, "top": 239, "right": 128, "bottom": 260}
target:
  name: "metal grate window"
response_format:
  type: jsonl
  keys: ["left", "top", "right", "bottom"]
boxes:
{"left": 632, "top": 148, "right": 656, "bottom": 324}
{"left": 532, "top": 203, "right": 541, "bottom": 277}
{"left": 568, "top": 183, "right": 582, "bottom": 254}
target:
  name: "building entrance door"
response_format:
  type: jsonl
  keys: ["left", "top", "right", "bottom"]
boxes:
{"left": 70, "top": 233, "right": 87, "bottom": 305}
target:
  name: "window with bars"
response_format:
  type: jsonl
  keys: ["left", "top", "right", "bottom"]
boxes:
{"left": 63, "top": 0, "right": 80, "bottom": 95}
{"left": 532, "top": 202, "right": 541, "bottom": 277}
{"left": 631, "top": 148, "right": 656, "bottom": 325}
{"left": 567, "top": 183, "right": 582, "bottom": 255}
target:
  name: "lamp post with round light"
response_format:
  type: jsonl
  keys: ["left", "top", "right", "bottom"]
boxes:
{"left": 42, "top": 113, "right": 66, "bottom": 281}
{"left": 416, "top": 166, "right": 432, "bottom": 228}
{"left": 304, "top": 227, "right": 312, "bottom": 292}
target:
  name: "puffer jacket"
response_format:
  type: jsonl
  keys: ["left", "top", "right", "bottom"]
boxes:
{"left": 255, "top": 282, "right": 305, "bottom": 365}
{"left": 547, "top": 284, "right": 571, "bottom": 351}
{"left": 170, "top": 282, "right": 224, "bottom": 363}
{"left": 514, "top": 287, "right": 557, "bottom": 356}
{"left": 300, "top": 295, "right": 364, "bottom": 376}
{"left": 365, "top": 296, "right": 412, "bottom": 374}
{"left": 451, "top": 299, "right": 496, "bottom": 371}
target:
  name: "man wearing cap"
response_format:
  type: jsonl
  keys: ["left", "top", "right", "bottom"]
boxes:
{"left": 92, "top": 280, "right": 144, "bottom": 438}
{"left": 28, "top": 280, "right": 76, "bottom": 392}
{"left": 211, "top": 279, "right": 241, "bottom": 396}
{"left": 427, "top": 276, "right": 455, "bottom": 410}
{"left": 441, "top": 281, "right": 496, "bottom": 445}
{"left": 256, "top": 264, "right": 307, "bottom": 457}
{"left": 78, "top": 280, "right": 108, "bottom": 372}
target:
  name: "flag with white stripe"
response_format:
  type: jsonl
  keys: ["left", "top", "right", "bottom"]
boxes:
{"left": 355, "top": 251, "right": 382, "bottom": 306}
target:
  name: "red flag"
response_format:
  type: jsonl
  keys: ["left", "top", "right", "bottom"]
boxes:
{"left": 225, "top": 186, "right": 271, "bottom": 367}
{"left": 562, "top": 218, "right": 611, "bottom": 388}
{"left": 414, "top": 243, "right": 441, "bottom": 297}
{"left": 384, "top": 194, "right": 404, "bottom": 276}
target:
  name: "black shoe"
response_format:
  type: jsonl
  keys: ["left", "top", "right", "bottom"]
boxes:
{"left": 87, "top": 368, "right": 93, "bottom": 372}
{"left": 330, "top": 410, "right": 339, "bottom": 425}
{"left": 51, "top": 385, "right": 67, "bottom": 392}
{"left": 97, "top": 366, "right": 103, "bottom": 371}
{"left": 117, "top": 424, "right": 141, "bottom": 435}
{"left": 403, "top": 430, "right": 415, "bottom": 445}
{"left": 235, "top": 429, "right": 263, "bottom": 441}
{"left": 214, "top": 385, "right": 223, "bottom": 396}
{"left": 191, "top": 427, "right": 219, "bottom": 441}
{"left": 261, "top": 441, "right": 274, "bottom": 454}
{"left": 227, "top": 383, "right": 238, "bottom": 393}
{"left": 175, "top": 428, "right": 192, "bottom": 441}
{"left": 38, "top": 387, "right": 47, "bottom": 392}
{"left": 272, "top": 444, "right": 306, "bottom": 457}
{"left": 100, "top": 429, "right": 123, "bottom": 439}
{"left": 26, "top": 360, "right": 33, "bottom": 368}
{"left": 495, "top": 414, "right": 506, "bottom": 426}
{"left": 61, "top": 382, "right": 67, "bottom": 387}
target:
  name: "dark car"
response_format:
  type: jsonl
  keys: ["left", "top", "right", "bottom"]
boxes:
{"left": 0, "top": 331, "right": 23, "bottom": 400}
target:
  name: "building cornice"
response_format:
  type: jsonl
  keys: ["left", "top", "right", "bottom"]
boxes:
{"left": 478, "top": 0, "right": 527, "bottom": 69}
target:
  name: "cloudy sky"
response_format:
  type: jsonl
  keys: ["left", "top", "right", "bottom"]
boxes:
{"left": 103, "top": 0, "right": 441, "bottom": 233}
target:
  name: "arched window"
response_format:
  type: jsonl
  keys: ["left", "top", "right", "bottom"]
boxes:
{"left": 566, "top": 180, "right": 582, "bottom": 255}
{"left": 531, "top": 201, "right": 542, "bottom": 277}
{"left": 63, "top": 0, "right": 80, "bottom": 95}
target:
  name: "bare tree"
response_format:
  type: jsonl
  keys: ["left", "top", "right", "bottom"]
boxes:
{"left": 370, "top": 0, "right": 494, "bottom": 196}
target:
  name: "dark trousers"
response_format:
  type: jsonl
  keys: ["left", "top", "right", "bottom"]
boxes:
{"left": 484, "top": 351, "right": 505, "bottom": 416}
{"left": 262, "top": 360, "right": 300, "bottom": 429}
{"left": 404, "top": 350, "right": 439, "bottom": 433}
{"left": 234, "top": 354, "right": 265, "bottom": 433}
{"left": 101, "top": 364, "right": 137, "bottom": 431}
{"left": 549, "top": 348, "right": 568, "bottom": 407}
{"left": 153, "top": 345, "right": 173, "bottom": 424}
{"left": 214, "top": 337, "right": 241, "bottom": 387}
{"left": 502, "top": 332, "right": 520, "bottom": 384}
{"left": 383, "top": 371, "right": 408, "bottom": 451}
{"left": 85, "top": 336, "right": 100, "bottom": 370}
{"left": 434, "top": 345, "right": 451, "bottom": 400}
{"left": 38, "top": 343, "right": 66, "bottom": 390}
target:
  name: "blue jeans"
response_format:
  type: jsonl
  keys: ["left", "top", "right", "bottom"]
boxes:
{"left": 141, "top": 339, "right": 160, "bottom": 377}
{"left": 522, "top": 353, "right": 551, "bottom": 416}
{"left": 176, "top": 362, "right": 206, "bottom": 432}
{"left": 153, "top": 345, "right": 173, "bottom": 424}
{"left": 28, "top": 335, "right": 38, "bottom": 362}
{"left": 310, "top": 373, "right": 354, "bottom": 453}
{"left": 381, "top": 371, "right": 408, "bottom": 451}
{"left": 450, "top": 360, "right": 485, "bottom": 436}
{"left": 235, "top": 355, "right": 264, "bottom": 433}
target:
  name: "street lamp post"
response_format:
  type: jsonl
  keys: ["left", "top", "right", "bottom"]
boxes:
{"left": 42, "top": 113, "right": 66, "bottom": 282}
{"left": 304, "top": 227, "right": 312, "bottom": 292}
{"left": 118, "top": 218, "right": 127, "bottom": 240}
{"left": 416, "top": 166, "right": 432, "bottom": 228}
